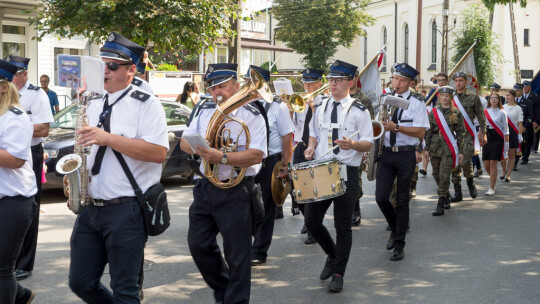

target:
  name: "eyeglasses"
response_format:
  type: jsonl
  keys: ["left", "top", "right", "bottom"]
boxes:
{"left": 328, "top": 78, "right": 349, "bottom": 84}
{"left": 490, "top": 97, "right": 499, "bottom": 100}
{"left": 105, "top": 61, "right": 132, "bottom": 71}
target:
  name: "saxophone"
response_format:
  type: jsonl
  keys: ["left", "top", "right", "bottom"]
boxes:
{"left": 56, "top": 91, "right": 93, "bottom": 214}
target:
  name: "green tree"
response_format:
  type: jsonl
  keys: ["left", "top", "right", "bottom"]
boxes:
{"left": 28, "top": 0, "right": 240, "bottom": 54}
{"left": 272, "top": 0, "right": 374, "bottom": 70}
{"left": 481, "top": 0, "right": 527, "bottom": 11}
{"left": 451, "top": 3, "right": 502, "bottom": 89}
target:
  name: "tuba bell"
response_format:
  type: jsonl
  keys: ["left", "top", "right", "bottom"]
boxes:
{"left": 204, "top": 69, "right": 273, "bottom": 189}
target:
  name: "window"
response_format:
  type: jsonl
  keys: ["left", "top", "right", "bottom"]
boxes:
{"left": 216, "top": 48, "right": 228, "bottom": 63}
{"left": 363, "top": 36, "right": 368, "bottom": 65}
{"left": 2, "top": 25, "right": 25, "bottom": 35}
{"left": 2, "top": 22, "right": 27, "bottom": 58}
{"left": 524, "top": 29, "right": 530, "bottom": 46}
{"left": 404, "top": 24, "right": 409, "bottom": 64}
{"left": 2, "top": 42, "right": 25, "bottom": 57}
{"left": 432, "top": 21, "right": 437, "bottom": 63}
{"left": 383, "top": 27, "right": 387, "bottom": 68}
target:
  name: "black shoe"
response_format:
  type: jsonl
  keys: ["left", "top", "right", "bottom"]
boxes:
{"left": 304, "top": 232, "right": 317, "bottom": 244}
{"left": 450, "top": 183, "right": 463, "bottom": 202}
{"left": 521, "top": 159, "right": 529, "bottom": 164}
{"left": 466, "top": 177, "right": 477, "bottom": 198}
{"left": 300, "top": 224, "right": 308, "bottom": 234}
{"left": 251, "top": 257, "right": 266, "bottom": 266}
{"left": 320, "top": 257, "right": 335, "bottom": 280}
{"left": 274, "top": 206, "right": 284, "bottom": 219}
{"left": 513, "top": 166, "right": 519, "bottom": 171}
{"left": 432, "top": 197, "right": 445, "bottom": 216}
{"left": 499, "top": 175, "right": 505, "bottom": 180}
{"left": 386, "top": 233, "right": 395, "bottom": 250}
{"left": 352, "top": 207, "right": 361, "bottom": 226}
{"left": 442, "top": 196, "right": 450, "bottom": 209}
{"left": 386, "top": 225, "right": 391, "bottom": 231}
{"left": 505, "top": 177, "right": 511, "bottom": 182}
{"left": 474, "top": 171, "right": 479, "bottom": 177}
{"left": 409, "top": 181, "right": 417, "bottom": 198}
{"left": 15, "top": 269, "right": 32, "bottom": 281}
{"left": 328, "top": 274, "right": 343, "bottom": 292}
{"left": 390, "top": 248, "right": 404, "bottom": 261}
{"left": 419, "top": 169, "right": 427, "bottom": 176}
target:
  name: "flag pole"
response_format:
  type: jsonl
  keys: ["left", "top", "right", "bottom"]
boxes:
{"left": 357, "top": 45, "right": 387, "bottom": 79}
{"left": 425, "top": 40, "right": 478, "bottom": 106}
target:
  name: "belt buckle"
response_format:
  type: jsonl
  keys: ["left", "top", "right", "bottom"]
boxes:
{"left": 92, "top": 199, "right": 105, "bottom": 207}
{"left": 391, "top": 146, "right": 399, "bottom": 152}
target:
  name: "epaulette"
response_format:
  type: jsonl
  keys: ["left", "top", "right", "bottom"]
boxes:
{"left": 89, "top": 94, "right": 103, "bottom": 102}
{"left": 28, "top": 84, "right": 41, "bottom": 91}
{"left": 199, "top": 100, "right": 216, "bottom": 109}
{"left": 351, "top": 99, "right": 366, "bottom": 111}
{"left": 315, "top": 95, "right": 330, "bottom": 108}
{"left": 132, "top": 78, "right": 143, "bottom": 86}
{"left": 130, "top": 90, "right": 151, "bottom": 102}
{"left": 272, "top": 96, "right": 282, "bottom": 104}
{"left": 412, "top": 91, "right": 425, "bottom": 101}
{"left": 244, "top": 103, "right": 261, "bottom": 115}
{"left": 8, "top": 106, "right": 23, "bottom": 115}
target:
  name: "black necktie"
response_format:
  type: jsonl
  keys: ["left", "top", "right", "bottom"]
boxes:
{"left": 331, "top": 101, "right": 340, "bottom": 155}
{"left": 91, "top": 95, "right": 110, "bottom": 175}
{"left": 390, "top": 95, "right": 402, "bottom": 146}
{"left": 301, "top": 107, "right": 313, "bottom": 144}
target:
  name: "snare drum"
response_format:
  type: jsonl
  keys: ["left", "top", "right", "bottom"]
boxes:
{"left": 289, "top": 158, "right": 346, "bottom": 204}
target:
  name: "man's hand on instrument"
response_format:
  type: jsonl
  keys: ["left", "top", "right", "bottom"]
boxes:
{"left": 335, "top": 136, "right": 353, "bottom": 151}
{"left": 382, "top": 120, "right": 397, "bottom": 132}
{"left": 277, "top": 163, "right": 289, "bottom": 179}
{"left": 458, "top": 153, "right": 463, "bottom": 165}
{"left": 195, "top": 146, "right": 222, "bottom": 164}
{"left": 78, "top": 126, "right": 111, "bottom": 147}
{"left": 304, "top": 147, "right": 315, "bottom": 160}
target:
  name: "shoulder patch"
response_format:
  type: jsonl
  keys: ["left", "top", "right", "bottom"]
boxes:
{"left": 28, "top": 84, "right": 41, "bottom": 91}
{"left": 412, "top": 92, "right": 425, "bottom": 101}
{"left": 130, "top": 90, "right": 151, "bottom": 102}
{"left": 272, "top": 96, "right": 283, "bottom": 104}
{"left": 244, "top": 103, "right": 261, "bottom": 115}
{"left": 199, "top": 100, "right": 216, "bottom": 109}
{"left": 351, "top": 100, "right": 366, "bottom": 111}
{"left": 132, "top": 78, "right": 143, "bottom": 86}
{"left": 8, "top": 106, "right": 23, "bottom": 115}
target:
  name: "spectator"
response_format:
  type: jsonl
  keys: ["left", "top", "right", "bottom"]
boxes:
{"left": 175, "top": 81, "right": 198, "bottom": 108}
{"left": 40, "top": 75, "right": 59, "bottom": 115}
{"left": 143, "top": 51, "right": 156, "bottom": 70}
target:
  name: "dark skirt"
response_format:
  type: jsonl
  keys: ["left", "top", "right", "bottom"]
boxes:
{"left": 508, "top": 125, "right": 519, "bottom": 149}
{"left": 482, "top": 129, "right": 504, "bottom": 161}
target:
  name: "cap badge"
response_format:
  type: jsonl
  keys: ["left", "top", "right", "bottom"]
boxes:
{"left": 401, "top": 64, "right": 406, "bottom": 68}
{"left": 5, "top": 56, "right": 10, "bottom": 62}
{"left": 333, "top": 62, "right": 339, "bottom": 66}
{"left": 107, "top": 33, "right": 115, "bottom": 42}
{"left": 306, "top": 69, "right": 310, "bottom": 74}
{"left": 208, "top": 66, "right": 214, "bottom": 73}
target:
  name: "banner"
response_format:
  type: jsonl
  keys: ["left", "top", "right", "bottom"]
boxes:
{"left": 449, "top": 51, "right": 479, "bottom": 94}
{"left": 531, "top": 70, "right": 540, "bottom": 95}
{"left": 359, "top": 50, "right": 384, "bottom": 114}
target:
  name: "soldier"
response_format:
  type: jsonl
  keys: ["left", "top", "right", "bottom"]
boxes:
{"left": 449, "top": 72, "right": 486, "bottom": 203}
{"left": 425, "top": 86, "right": 465, "bottom": 216}
{"left": 520, "top": 81, "right": 536, "bottom": 164}
{"left": 523, "top": 80, "right": 540, "bottom": 154}
{"left": 349, "top": 70, "right": 374, "bottom": 226}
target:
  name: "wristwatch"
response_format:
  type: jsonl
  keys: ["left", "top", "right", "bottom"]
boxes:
{"left": 392, "top": 124, "right": 400, "bottom": 133}
{"left": 221, "top": 152, "right": 228, "bottom": 164}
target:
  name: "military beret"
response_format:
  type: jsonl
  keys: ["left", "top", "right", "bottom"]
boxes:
{"left": 452, "top": 72, "right": 467, "bottom": 80}
{"left": 439, "top": 86, "right": 455, "bottom": 95}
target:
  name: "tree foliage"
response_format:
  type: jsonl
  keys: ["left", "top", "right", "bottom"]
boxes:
{"left": 273, "top": 0, "right": 374, "bottom": 70}
{"left": 28, "top": 0, "right": 240, "bottom": 54}
{"left": 481, "top": 0, "right": 527, "bottom": 11}
{"left": 451, "top": 3, "right": 503, "bottom": 89}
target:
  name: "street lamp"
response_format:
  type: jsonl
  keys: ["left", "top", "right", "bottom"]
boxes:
{"left": 431, "top": 7, "right": 457, "bottom": 73}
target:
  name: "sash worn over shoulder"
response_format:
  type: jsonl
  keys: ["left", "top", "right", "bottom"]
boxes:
{"left": 433, "top": 108, "right": 459, "bottom": 168}
{"left": 453, "top": 95, "right": 480, "bottom": 152}
{"left": 506, "top": 111, "right": 522, "bottom": 153}
{"left": 484, "top": 109, "right": 506, "bottom": 160}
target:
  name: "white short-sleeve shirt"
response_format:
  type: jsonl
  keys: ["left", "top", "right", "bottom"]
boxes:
{"left": 378, "top": 90, "right": 430, "bottom": 147}
{"left": 309, "top": 95, "right": 372, "bottom": 166}
{"left": 503, "top": 104, "right": 523, "bottom": 124}
{"left": 292, "top": 94, "right": 324, "bottom": 143}
{"left": 0, "top": 107, "right": 37, "bottom": 198}
{"left": 183, "top": 104, "right": 268, "bottom": 179}
{"left": 264, "top": 100, "right": 294, "bottom": 155}
{"left": 132, "top": 76, "right": 154, "bottom": 95}
{"left": 86, "top": 86, "right": 169, "bottom": 200}
{"left": 19, "top": 81, "right": 54, "bottom": 146}
{"left": 486, "top": 107, "right": 509, "bottom": 135}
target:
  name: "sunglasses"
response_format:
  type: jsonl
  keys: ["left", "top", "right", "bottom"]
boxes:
{"left": 105, "top": 61, "right": 132, "bottom": 71}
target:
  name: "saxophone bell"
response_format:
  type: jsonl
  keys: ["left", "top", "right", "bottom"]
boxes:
{"left": 56, "top": 154, "right": 87, "bottom": 214}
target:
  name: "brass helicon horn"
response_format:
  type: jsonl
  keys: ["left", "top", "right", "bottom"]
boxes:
{"left": 203, "top": 69, "right": 273, "bottom": 189}
{"left": 286, "top": 83, "right": 329, "bottom": 113}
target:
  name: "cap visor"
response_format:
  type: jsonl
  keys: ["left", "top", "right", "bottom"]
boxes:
{"left": 207, "top": 76, "right": 234, "bottom": 89}
{"left": 98, "top": 51, "right": 131, "bottom": 62}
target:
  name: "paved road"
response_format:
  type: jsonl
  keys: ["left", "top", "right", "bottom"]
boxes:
{"left": 25, "top": 153, "right": 540, "bottom": 303}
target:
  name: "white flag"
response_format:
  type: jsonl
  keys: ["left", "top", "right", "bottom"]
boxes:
{"left": 450, "top": 51, "right": 480, "bottom": 93}
{"left": 359, "top": 51, "right": 384, "bottom": 114}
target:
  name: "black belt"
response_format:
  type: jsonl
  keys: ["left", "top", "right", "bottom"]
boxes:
{"left": 383, "top": 145, "right": 416, "bottom": 152}
{"left": 90, "top": 196, "right": 136, "bottom": 207}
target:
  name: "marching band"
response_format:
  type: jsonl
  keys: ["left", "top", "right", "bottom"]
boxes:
{"left": 2, "top": 30, "right": 540, "bottom": 304}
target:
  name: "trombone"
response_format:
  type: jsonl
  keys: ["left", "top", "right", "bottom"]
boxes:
{"left": 286, "top": 83, "right": 329, "bottom": 113}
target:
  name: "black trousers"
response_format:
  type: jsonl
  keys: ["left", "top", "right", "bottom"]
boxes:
{"left": 291, "top": 143, "right": 308, "bottom": 215}
{"left": 533, "top": 129, "right": 540, "bottom": 152}
{"left": 16, "top": 143, "right": 43, "bottom": 272}
{"left": 375, "top": 150, "right": 416, "bottom": 250}
{"left": 252, "top": 153, "right": 281, "bottom": 260}
{"left": 304, "top": 166, "right": 359, "bottom": 277}
{"left": 0, "top": 196, "right": 36, "bottom": 304}
{"left": 522, "top": 125, "right": 534, "bottom": 160}
{"left": 188, "top": 177, "right": 254, "bottom": 304}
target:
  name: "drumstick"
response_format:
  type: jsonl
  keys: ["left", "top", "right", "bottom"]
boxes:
{"left": 317, "top": 128, "right": 365, "bottom": 159}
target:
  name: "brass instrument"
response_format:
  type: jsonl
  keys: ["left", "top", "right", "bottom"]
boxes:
{"left": 287, "top": 83, "right": 329, "bottom": 113}
{"left": 56, "top": 91, "right": 93, "bottom": 214}
{"left": 204, "top": 69, "right": 273, "bottom": 189}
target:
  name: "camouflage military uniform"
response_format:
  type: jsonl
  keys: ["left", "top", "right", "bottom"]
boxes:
{"left": 425, "top": 106, "right": 465, "bottom": 197}
{"left": 451, "top": 90, "right": 486, "bottom": 183}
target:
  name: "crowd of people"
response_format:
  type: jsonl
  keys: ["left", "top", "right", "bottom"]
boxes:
{"left": 2, "top": 29, "right": 539, "bottom": 304}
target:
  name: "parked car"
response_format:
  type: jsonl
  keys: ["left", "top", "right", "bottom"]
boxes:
{"left": 43, "top": 100, "right": 193, "bottom": 190}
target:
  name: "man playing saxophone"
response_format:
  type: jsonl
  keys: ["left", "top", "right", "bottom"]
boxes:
{"left": 68, "top": 32, "right": 169, "bottom": 303}
{"left": 180, "top": 63, "right": 267, "bottom": 304}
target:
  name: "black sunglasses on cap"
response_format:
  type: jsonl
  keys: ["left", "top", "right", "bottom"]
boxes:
{"left": 105, "top": 61, "right": 132, "bottom": 71}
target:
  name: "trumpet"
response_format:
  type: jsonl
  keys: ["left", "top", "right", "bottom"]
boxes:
{"left": 286, "top": 83, "right": 329, "bottom": 113}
